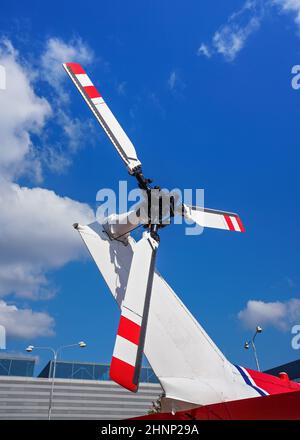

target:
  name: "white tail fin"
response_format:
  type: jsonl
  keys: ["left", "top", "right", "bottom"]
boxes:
{"left": 74, "top": 222, "right": 258, "bottom": 406}
{"left": 110, "top": 232, "right": 158, "bottom": 392}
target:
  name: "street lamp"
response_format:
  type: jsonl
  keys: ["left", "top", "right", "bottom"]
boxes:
{"left": 244, "top": 326, "right": 263, "bottom": 371}
{"left": 25, "top": 341, "right": 87, "bottom": 420}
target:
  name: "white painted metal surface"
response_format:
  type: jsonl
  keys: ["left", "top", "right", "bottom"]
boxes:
{"left": 122, "top": 232, "right": 158, "bottom": 316}
{"left": 75, "top": 222, "right": 258, "bottom": 407}
{"left": 63, "top": 63, "right": 141, "bottom": 173}
{"left": 110, "top": 232, "right": 158, "bottom": 391}
{"left": 64, "top": 62, "right": 250, "bottom": 407}
{"left": 183, "top": 204, "right": 245, "bottom": 232}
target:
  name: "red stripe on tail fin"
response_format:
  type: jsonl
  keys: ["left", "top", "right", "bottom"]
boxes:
{"left": 117, "top": 315, "right": 141, "bottom": 346}
{"left": 110, "top": 357, "right": 138, "bottom": 392}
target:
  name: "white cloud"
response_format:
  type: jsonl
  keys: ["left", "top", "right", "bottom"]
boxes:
{"left": 273, "top": 0, "right": 300, "bottom": 28}
{"left": 238, "top": 298, "right": 300, "bottom": 331}
{"left": 0, "top": 39, "right": 51, "bottom": 181}
{"left": 167, "top": 70, "right": 186, "bottom": 97}
{"left": 0, "top": 38, "right": 95, "bottom": 302}
{"left": 168, "top": 71, "right": 177, "bottom": 90}
{"left": 212, "top": 17, "right": 261, "bottom": 61}
{"left": 198, "top": 1, "right": 264, "bottom": 62}
{"left": 0, "top": 179, "right": 94, "bottom": 299}
{"left": 0, "top": 37, "right": 96, "bottom": 182}
{"left": 56, "top": 109, "right": 94, "bottom": 154}
{"left": 39, "top": 37, "right": 96, "bottom": 167}
{"left": 40, "top": 37, "right": 94, "bottom": 94}
{"left": 198, "top": 1, "right": 300, "bottom": 62}
{"left": 0, "top": 300, "right": 55, "bottom": 339}
{"left": 116, "top": 81, "right": 126, "bottom": 96}
{"left": 0, "top": 36, "right": 99, "bottom": 342}
{"left": 197, "top": 44, "right": 212, "bottom": 58}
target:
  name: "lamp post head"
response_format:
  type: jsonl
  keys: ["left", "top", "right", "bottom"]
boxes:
{"left": 78, "top": 341, "right": 86, "bottom": 348}
{"left": 256, "top": 326, "right": 263, "bottom": 334}
{"left": 244, "top": 341, "right": 250, "bottom": 350}
{"left": 25, "top": 345, "right": 34, "bottom": 353}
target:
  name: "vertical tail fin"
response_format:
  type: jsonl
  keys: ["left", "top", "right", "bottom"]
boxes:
{"left": 110, "top": 232, "right": 158, "bottom": 392}
{"left": 75, "top": 222, "right": 261, "bottom": 406}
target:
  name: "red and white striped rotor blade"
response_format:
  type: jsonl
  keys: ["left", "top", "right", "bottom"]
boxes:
{"left": 110, "top": 232, "right": 158, "bottom": 392}
{"left": 63, "top": 63, "right": 141, "bottom": 173}
{"left": 183, "top": 204, "right": 245, "bottom": 233}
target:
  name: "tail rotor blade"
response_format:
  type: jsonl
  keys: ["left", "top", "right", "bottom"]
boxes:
{"left": 183, "top": 204, "right": 245, "bottom": 233}
{"left": 63, "top": 63, "right": 141, "bottom": 173}
{"left": 110, "top": 231, "right": 158, "bottom": 392}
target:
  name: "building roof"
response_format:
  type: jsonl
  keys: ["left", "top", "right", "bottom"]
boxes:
{"left": 264, "top": 359, "right": 300, "bottom": 380}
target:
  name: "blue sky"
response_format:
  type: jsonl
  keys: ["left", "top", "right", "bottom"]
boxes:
{"left": 0, "top": 0, "right": 300, "bottom": 375}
